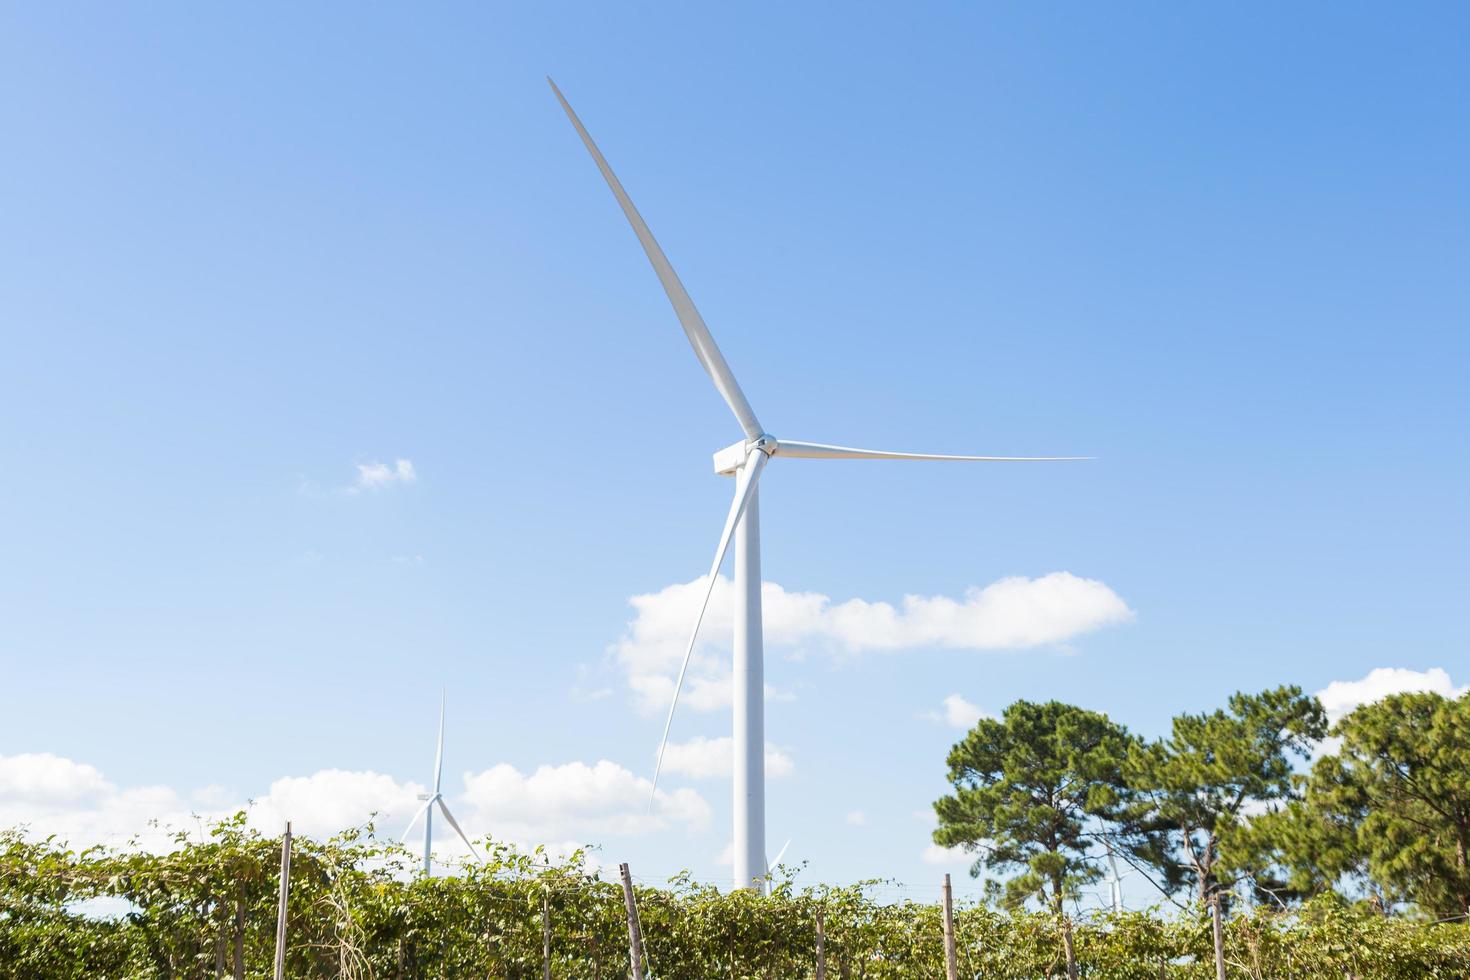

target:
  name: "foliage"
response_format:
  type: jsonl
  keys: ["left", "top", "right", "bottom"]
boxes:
{"left": 1125, "top": 686, "right": 1327, "bottom": 905}
{"left": 1275, "top": 690, "right": 1470, "bottom": 918}
{"left": 1123, "top": 685, "right": 1327, "bottom": 978}
{"left": 3, "top": 821, "right": 1469, "bottom": 978}
{"left": 931, "top": 700, "right": 1149, "bottom": 977}
{"left": 8, "top": 689, "right": 1470, "bottom": 977}
{"left": 933, "top": 702, "right": 1140, "bottom": 912}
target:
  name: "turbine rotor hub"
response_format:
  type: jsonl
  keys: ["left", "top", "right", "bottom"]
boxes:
{"left": 714, "top": 435, "right": 779, "bottom": 475}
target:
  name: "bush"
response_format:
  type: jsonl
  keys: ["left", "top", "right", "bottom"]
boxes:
{"left": 3, "top": 818, "right": 1466, "bottom": 979}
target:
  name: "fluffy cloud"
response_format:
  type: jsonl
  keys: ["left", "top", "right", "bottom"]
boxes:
{"left": 249, "top": 769, "right": 425, "bottom": 839}
{"left": 351, "top": 458, "right": 416, "bottom": 492}
{"left": 926, "top": 694, "right": 990, "bottom": 730}
{"left": 0, "top": 753, "right": 113, "bottom": 805}
{"left": 845, "top": 810, "right": 868, "bottom": 827}
{"left": 614, "top": 573, "right": 1132, "bottom": 713}
{"left": 659, "top": 737, "right": 794, "bottom": 780}
{"left": 461, "top": 760, "right": 709, "bottom": 840}
{"left": 0, "top": 752, "right": 707, "bottom": 860}
{"left": 1316, "top": 667, "right": 1465, "bottom": 725}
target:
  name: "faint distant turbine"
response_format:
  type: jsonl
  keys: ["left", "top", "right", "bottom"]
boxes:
{"left": 400, "top": 692, "right": 478, "bottom": 875}
{"left": 1104, "top": 840, "right": 1131, "bottom": 914}
{"left": 550, "top": 78, "right": 1087, "bottom": 892}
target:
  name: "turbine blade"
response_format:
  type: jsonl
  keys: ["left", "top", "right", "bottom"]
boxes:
{"left": 768, "top": 838, "right": 792, "bottom": 875}
{"left": 433, "top": 690, "right": 446, "bottom": 793}
{"left": 436, "top": 799, "right": 479, "bottom": 859}
{"left": 775, "top": 440, "right": 1092, "bottom": 463}
{"left": 548, "top": 78, "right": 763, "bottom": 440}
{"left": 649, "top": 448, "right": 769, "bottom": 808}
{"left": 399, "top": 798, "right": 434, "bottom": 845}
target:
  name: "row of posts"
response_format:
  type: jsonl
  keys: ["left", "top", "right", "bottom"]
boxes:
{"left": 265, "top": 825, "right": 962, "bottom": 979}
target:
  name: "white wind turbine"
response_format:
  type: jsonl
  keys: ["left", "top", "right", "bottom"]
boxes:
{"left": 401, "top": 693, "right": 478, "bottom": 875}
{"left": 550, "top": 79, "right": 1086, "bottom": 891}
{"left": 1104, "top": 839, "right": 1132, "bottom": 914}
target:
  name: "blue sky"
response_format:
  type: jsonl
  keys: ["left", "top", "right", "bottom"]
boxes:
{"left": 1, "top": 4, "right": 1466, "bottom": 904}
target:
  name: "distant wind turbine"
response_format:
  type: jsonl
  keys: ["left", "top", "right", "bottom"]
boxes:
{"left": 767, "top": 838, "right": 792, "bottom": 878}
{"left": 550, "top": 78, "right": 1087, "bottom": 891}
{"left": 1104, "top": 840, "right": 1131, "bottom": 914}
{"left": 401, "top": 693, "right": 478, "bottom": 875}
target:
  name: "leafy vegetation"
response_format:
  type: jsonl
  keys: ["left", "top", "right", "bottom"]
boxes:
{"left": 932, "top": 685, "right": 1470, "bottom": 978}
{"left": 4, "top": 688, "right": 1469, "bottom": 977}
{"left": 4, "top": 820, "right": 1468, "bottom": 978}
{"left": 932, "top": 700, "right": 1147, "bottom": 978}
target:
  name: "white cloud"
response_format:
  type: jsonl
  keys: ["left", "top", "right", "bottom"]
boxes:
{"left": 0, "top": 753, "right": 113, "bottom": 805}
{"left": 0, "top": 752, "right": 708, "bottom": 861}
{"left": 659, "top": 737, "right": 794, "bottom": 780}
{"left": 0, "top": 763, "right": 199, "bottom": 852}
{"left": 248, "top": 769, "right": 425, "bottom": 839}
{"left": 845, "top": 809, "right": 868, "bottom": 827}
{"left": 350, "top": 458, "right": 416, "bottom": 493}
{"left": 614, "top": 573, "right": 1132, "bottom": 713}
{"left": 1316, "top": 667, "right": 1466, "bottom": 725}
{"left": 460, "top": 760, "right": 709, "bottom": 840}
{"left": 926, "top": 694, "right": 990, "bottom": 730}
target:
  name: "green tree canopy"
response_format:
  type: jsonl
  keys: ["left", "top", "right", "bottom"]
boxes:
{"left": 1126, "top": 685, "right": 1327, "bottom": 906}
{"left": 1305, "top": 690, "right": 1470, "bottom": 919}
{"left": 1125, "top": 685, "right": 1326, "bottom": 979}
{"left": 932, "top": 700, "right": 1140, "bottom": 979}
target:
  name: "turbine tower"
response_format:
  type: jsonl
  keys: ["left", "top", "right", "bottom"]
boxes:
{"left": 1104, "top": 839, "right": 1131, "bottom": 914}
{"left": 401, "top": 693, "right": 478, "bottom": 875}
{"left": 551, "top": 79, "right": 1085, "bottom": 891}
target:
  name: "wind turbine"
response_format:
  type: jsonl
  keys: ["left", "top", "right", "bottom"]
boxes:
{"left": 767, "top": 838, "right": 792, "bottom": 878}
{"left": 550, "top": 79, "right": 1086, "bottom": 891}
{"left": 401, "top": 693, "right": 478, "bottom": 875}
{"left": 1103, "top": 839, "right": 1131, "bottom": 914}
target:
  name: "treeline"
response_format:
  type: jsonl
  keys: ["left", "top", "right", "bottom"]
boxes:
{"left": 932, "top": 685, "right": 1470, "bottom": 978}
{"left": 2, "top": 820, "right": 1468, "bottom": 979}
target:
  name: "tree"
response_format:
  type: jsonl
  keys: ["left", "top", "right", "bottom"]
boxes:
{"left": 1126, "top": 684, "right": 1326, "bottom": 980}
{"left": 933, "top": 700, "right": 1139, "bottom": 980}
{"left": 1226, "top": 794, "right": 1376, "bottom": 909}
{"left": 1306, "top": 690, "right": 1470, "bottom": 918}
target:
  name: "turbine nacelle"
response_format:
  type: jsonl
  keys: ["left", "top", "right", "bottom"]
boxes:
{"left": 713, "top": 436, "right": 777, "bottom": 475}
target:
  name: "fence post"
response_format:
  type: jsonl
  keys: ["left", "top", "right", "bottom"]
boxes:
{"left": 815, "top": 907, "right": 827, "bottom": 980}
{"left": 943, "top": 873, "right": 959, "bottom": 980}
{"left": 542, "top": 886, "right": 553, "bottom": 980}
{"left": 1210, "top": 892, "right": 1226, "bottom": 980}
{"left": 233, "top": 880, "right": 246, "bottom": 980}
{"left": 272, "top": 822, "right": 293, "bottom": 980}
{"left": 619, "top": 862, "right": 646, "bottom": 980}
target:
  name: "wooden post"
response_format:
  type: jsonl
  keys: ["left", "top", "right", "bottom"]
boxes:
{"left": 214, "top": 913, "right": 227, "bottom": 978}
{"left": 815, "top": 907, "right": 827, "bottom": 980}
{"left": 1210, "top": 892, "right": 1227, "bottom": 980}
{"left": 542, "top": 887, "right": 553, "bottom": 980}
{"left": 272, "top": 822, "right": 293, "bottom": 980}
{"left": 619, "top": 863, "right": 646, "bottom": 980}
{"left": 233, "top": 881, "right": 246, "bottom": 980}
{"left": 942, "top": 874, "right": 959, "bottom": 980}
